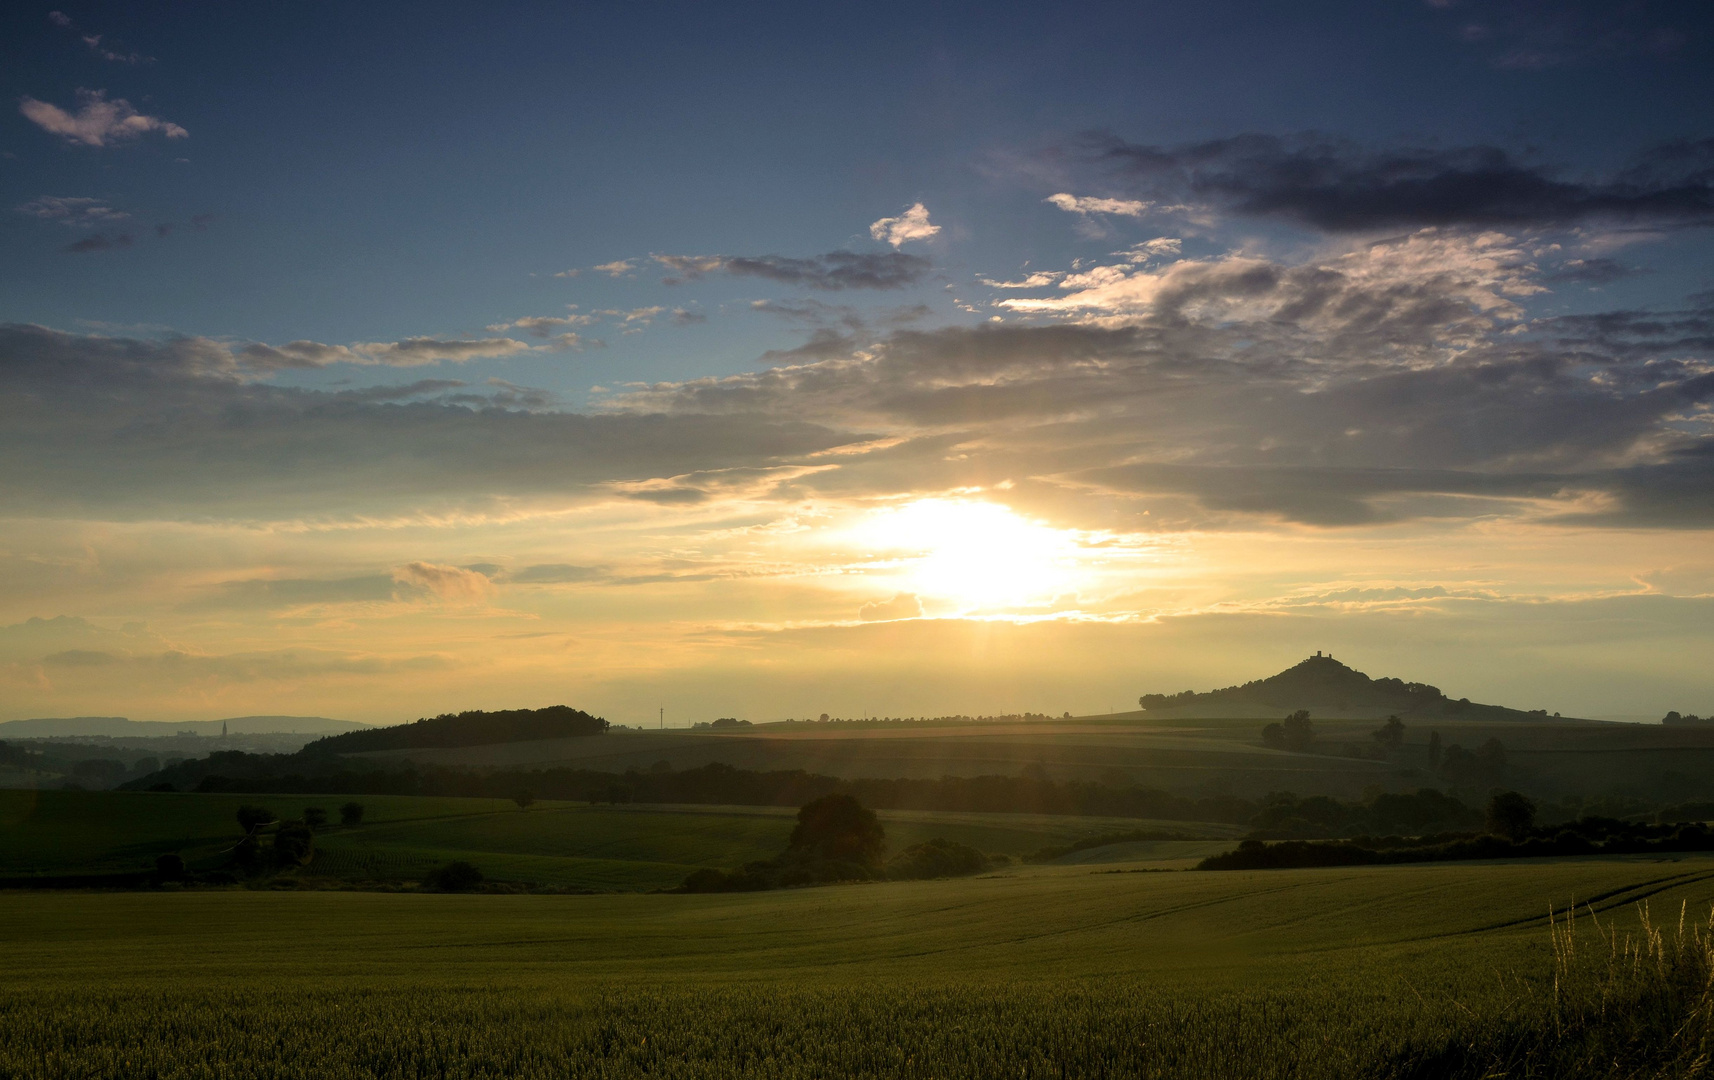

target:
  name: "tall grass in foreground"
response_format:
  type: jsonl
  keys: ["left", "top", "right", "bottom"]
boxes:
{"left": 2, "top": 908, "right": 1712, "bottom": 1079}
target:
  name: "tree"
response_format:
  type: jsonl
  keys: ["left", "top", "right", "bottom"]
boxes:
{"left": 1280, "top": 710, "right": 1315, "bottom": 752}
{"left": 425, "top": 861, "right": 484, "bottom": 892}
{"left": 236, "top": 805, "right": 277, "bottom": 833}
{"left": 154, "top": 853, "right": 186, "bottom": 881}
{"left": 1261, "top": 722, "right": 1287, "bottom": 749}
{"left": 789, "top": 794, "right": 885, "bottom": 867}
{"left": 1372, "top": 715, "right": 1405, "bottom": 750}
{"left": 339, "top": 802, "right": 364, "bottom": 826}
{"left": 1486, "top": 791, "right": 1536, "bottom": 840}
{"left": 1428, "top": 731, "right": 1442, "bottom": 767}
{"left": 302, "top": 807, "right": 328, "bottom": 830}
{"left": 513, "top": 791, "right": 535, "bottom": 809}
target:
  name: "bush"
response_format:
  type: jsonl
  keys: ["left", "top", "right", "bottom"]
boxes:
{"left": 272, "top": 821, "right": 315, "bottom": 867}
{"left": 339, "top": 801, "right": 364, "bottom": 826}
{"left": 888, "top": 839, "right": 993, "bottom": 880}
{"left": 513, "top": 791, "right": 535, "bottom": 809}
{"left": 425, "top": 861, "right": 484, "bottom": 892}
{"left": 302, "top": 807, "right": 328, "bottom": 830}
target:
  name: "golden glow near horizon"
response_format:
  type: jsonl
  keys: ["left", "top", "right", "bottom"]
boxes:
{"left": 854, "top": 499, "right": 1084, "bottom": 613}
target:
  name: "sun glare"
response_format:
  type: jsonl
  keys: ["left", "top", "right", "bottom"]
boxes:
{"left": 860, "top": 499, "right": 1080, "bottom": 611}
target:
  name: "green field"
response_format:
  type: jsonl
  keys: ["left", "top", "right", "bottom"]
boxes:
{"left": 0, "top": 790, "right": 1240, "bottom": 889}
{"left": 3, "top": 856, "right": 1713, "bottom": 1077}
{"left": 339, "top": 714, "right": 1714, "bottom": 802}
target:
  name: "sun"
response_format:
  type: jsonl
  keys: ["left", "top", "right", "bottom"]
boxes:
{"left": 859, "top": 499, "right": 1080, "bottom": 611}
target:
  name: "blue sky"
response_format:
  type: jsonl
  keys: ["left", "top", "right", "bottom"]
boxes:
{"left": 3, "top": 2, "right": 1713, "bottom": 722}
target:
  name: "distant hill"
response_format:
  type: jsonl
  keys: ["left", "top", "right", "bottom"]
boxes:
{"left": 307, "top": 706, "right": 608, "bottom": 754}
{"left": 1139, "top": 654, "right": 1573, "bottom": 721}
{"left": 0, "top": 715, "right": 368, "bottom": 738}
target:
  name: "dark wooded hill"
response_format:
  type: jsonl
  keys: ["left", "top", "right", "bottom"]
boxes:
{"left": 304, "top": 706, "right": 608, "bottom": 754}
{"left": 1139, "top": 654, "right": 1579, "bottom": 721}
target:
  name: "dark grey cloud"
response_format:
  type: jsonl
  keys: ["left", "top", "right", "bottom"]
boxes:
{"left": 0, "top": 323, "right": 870, "bottom": 518}
{"left": 1083, "top": 132, "right": 1714, "bottom": 232}
{"left": 1543, "top": 257, "right": 1635, "bottom": 285}
{"left": 656, "top": 251, "right": 931, "bottom": 290}
{"left": 65, "top": 232, "right": 133, "bottom": 253}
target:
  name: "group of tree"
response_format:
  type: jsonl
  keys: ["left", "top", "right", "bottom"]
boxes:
{"left": 226, "top": 801, "right": 363, "bottom": 875}
{"left": 678, "top": 794, "right": 995, "bottom": 892}
{"left": 1203, "top": 791, "right": 1714, "bottom": 870}
{"left": 303, "top": 705, "right": 608, "bottom": 755}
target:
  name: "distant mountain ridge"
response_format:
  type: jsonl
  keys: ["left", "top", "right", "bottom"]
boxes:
{"left": 1139, "top": 654, "right": 1573, "bottom": 721}
{"left": 0, "top": 715, "right": 368, "bottom": 738}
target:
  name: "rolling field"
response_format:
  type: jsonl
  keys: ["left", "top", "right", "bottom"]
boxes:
{"left": 340, "top": 714, "right": 1714, "bottom": 800}
{"left": 3, "top": 856, "right": 1713, "bottom": 1077}
{"left": 0, "top": 790, "right": 1240, "bottom": 889}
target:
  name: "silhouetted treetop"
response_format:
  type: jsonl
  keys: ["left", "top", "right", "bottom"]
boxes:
{"left": 305, "top": 706, "right": 608, "bottom": 754}
{"left": 789, "top": 793, "right": 886, "bottom": 867}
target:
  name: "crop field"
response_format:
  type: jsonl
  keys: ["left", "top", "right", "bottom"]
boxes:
{"left": 3, "top": 856, "right": 1714, "bottom": 1077}
{"left": 0, "top": 790, "right": 1236, "bottom": 889}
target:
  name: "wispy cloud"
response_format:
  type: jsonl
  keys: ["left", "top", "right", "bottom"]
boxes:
{"left": 16, "top": 196, "right": 128, "bottom": 226}
{"left": 869, "top": 202, "right": 941, "bottom": 247}
{"left": 1046, "top": 193, "right": 1150, "bottom": 217}
{"left": 64, "top": 232, "right": 133, "bottom": 253}
{"left": 48, "top": 11, "right": 152, "bottom": 63}
{"left": 592, "top": 259, "right": 636, "bottom": 277}
{"left": 19, "top": 90, "right": 186, "bottom": 147}
{"left": 656, "top": 251, "right": 931, "bottom": 290}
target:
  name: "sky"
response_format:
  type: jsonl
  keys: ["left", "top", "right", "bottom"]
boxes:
{"left": 3, "top": 0, "right": 1713, "bottom": 725}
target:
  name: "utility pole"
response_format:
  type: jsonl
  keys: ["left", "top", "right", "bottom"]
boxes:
{"left": 659, "top": 706, "right": 663, "bottom": 730}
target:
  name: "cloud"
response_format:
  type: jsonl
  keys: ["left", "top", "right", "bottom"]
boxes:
{"left": 508, "top": 564, "right": 604, "bottom": 584}
{"left": 237, "top": 338, "right": 539, "bottom": 371}
{"left": 1045, "top": 193, "right": 1150, "bottom": 217}
{"left": 981, "top": 272, "right": 1064, "bottom": 289}
{"left": 604, "top": 229, "right": 1714, "bottom": 530}
{"left": 16, "top": 196, "right": 128, "bottom": 226}
{"left": 592, "top": 260, "right": 636, "bottom": 277}
{"left": 20, "top": 90, "right": 186, "bottom": 147}
{"left": 0, "top": 323, "right": 865, "bottom": 518}
{"left": 190, "top": 575, "right": 400, "bottom": 611}
{"left": 47, "top": 11, "right": 150, "bottom": 63}
{"left": 859, "top": 593, "right": 924, "bottom": 621}
{"left": 869, "top": 202, "right": 941, "bottom": 247}
{"left": 1083, "top": 132, "right": 1714, "bottom": 232}
{"left": 486, "top": 314, "right": 595, "bottom": 337}
{"left": 64, "top": 232, "right": 134, "bottom": 253}
{"left": 672, "top": 309, "right": 707, "bottom": 326}
{"left": 1544, "top": 257, "right": 1634, "bottom": 285}
{"left": 657, "top": 251, "right": 931, "bottom": 290}
{"left": 346, "top": 337, "right": 536, "bottom": 366}
{"left": 392, "top": 562, "right": 495, "bottom": 603}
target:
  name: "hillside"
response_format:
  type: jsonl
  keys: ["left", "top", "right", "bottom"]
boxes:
{"left": 305, "top": 705, "right": 608, "bottom": 754}
{"left": 0, "top": 715, "right": 366, "bottom": 738}
{"left": 1139, "top": 654, "right": 1575, "bottom": 721}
